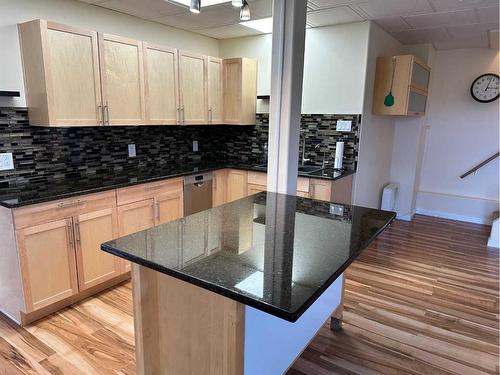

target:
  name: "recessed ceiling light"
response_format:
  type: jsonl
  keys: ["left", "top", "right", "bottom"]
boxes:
{"left": 239, "top": 17, "right": 273, "bottom": 34}
{"left": 169, "top": 0, "right": 231, "bottom": 8}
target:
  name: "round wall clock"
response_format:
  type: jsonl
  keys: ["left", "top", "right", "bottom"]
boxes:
{"left": 470, "top": 73, "right": 499, "bottom": 103}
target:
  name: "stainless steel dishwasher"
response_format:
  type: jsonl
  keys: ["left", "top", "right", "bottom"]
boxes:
{"left": 183, "top": 172, "right": 213, "bottom": 215}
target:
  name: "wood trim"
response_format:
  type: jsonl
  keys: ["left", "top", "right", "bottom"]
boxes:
{"left": 116, "top": 178, "right": 183, "bottom": 206}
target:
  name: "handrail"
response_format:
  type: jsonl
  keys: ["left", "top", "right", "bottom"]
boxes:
{"left": 460, "top": 152, "right": 499, "bottom": 179}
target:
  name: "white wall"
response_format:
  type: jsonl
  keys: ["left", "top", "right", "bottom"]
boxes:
{"left": 219, "top": 22, "right": 371, "bottom": 114}
{"left": 416, "top": 48, "right": 500, "bottom": 224}
{"left": 353, "top": 22, "right": 402, "bottom": 209}
{"left": 0, "top": 0, "right": 219, "bottom": 107}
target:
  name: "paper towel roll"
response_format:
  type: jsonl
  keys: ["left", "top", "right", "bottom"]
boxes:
{"left": 334, "top": 141, "right": 344, "bottom": 169}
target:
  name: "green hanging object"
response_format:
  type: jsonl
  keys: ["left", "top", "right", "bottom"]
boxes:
{"left": 384, "top": 56, "right": 396, "bottom": 107}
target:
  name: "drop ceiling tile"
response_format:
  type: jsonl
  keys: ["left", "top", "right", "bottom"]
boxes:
{"left": 373, "top": 17, "right": 411, "bottom": 32}
{"left": 154, "top": 5, "right": 241, "bottom": 30}
{"left": 433, "top": 34, "right": 488, "bottom": 49}
{"left": 307, "top": 6, "right": 365, "bottom": 27}
{"left": 429, "top": 0, "right": 499, "bottom": 12}
{"left": 476, "top": 5, "right": 500, "bottom": 24}
{"left": 98, "top": 0, "right": 186, "bottom": 19}
{"left": 307, "top": 0, "right": 363, "bottom": 9}
{"left": 393, "top": 27, "right": 449, "bottom": 44}
{"left": 355, "top": 0, "right": 434, "bottom": 18}
{"left": 197, "top": 24, "right": 263, "bottom": 39}
{"left": 447, "top": 22, "right": 499, "bottom": 38}
{"left": 404, "top": 9, "right": 476, "bottom": 29}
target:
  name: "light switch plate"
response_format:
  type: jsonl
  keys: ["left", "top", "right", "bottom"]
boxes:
{"left": 336, "top": 120, "right": 352, "bottom": 132}
{"left": 128, "top": 144, "right": 136, "bottom": 157}
{"left": 0, "top": 153, "right": 14, "bottom": 171}
{"left": 193, "top": 140, "right": 198, "bottom": 152}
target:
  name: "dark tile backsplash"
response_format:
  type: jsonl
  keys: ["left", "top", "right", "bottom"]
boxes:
{"left": 0, "top": 108, "right": 359, "bottom": 188}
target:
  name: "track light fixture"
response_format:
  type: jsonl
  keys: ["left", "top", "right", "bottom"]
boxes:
{"left": 189, "top": 0, "right": 200, "bottom": 13}
{"left": 240, "top": 0, "right": 250, "bottom": 21}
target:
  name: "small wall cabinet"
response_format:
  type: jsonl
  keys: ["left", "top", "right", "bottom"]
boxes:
{"left": 18, "top": 19, "right": 257, "bottom": 127}
{"left": 223, "top": 58, "right": 258, "bottom": 125}
{"left": 373, "top": 54, "right": 431, "bottom": 116}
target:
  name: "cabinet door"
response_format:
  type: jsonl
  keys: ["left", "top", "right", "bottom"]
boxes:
{"left": 17, "top": 218, "right": 78, "bottom": 312}
{"left": 223, "top": 58, "right": 242, "bottom": 124}
{"left": 117, "top": 200, "right": 155, "bottom": 272}
{"left": 143, "top": 43, "right": 179, "bottom": 125}
{"left": 155, "top": 192, "right": 183, "bottom": 226}
{"left": 75, "top": 208, "right": 122, "bottom": 290}
{"left": 99, "top": 33, "right": 145, "bottom": 125}
{"left": 208, "top": 57, "right": 223, "bottom": 124}
{"left": 310, "top": 179, "right": 332, "bottom": 202}
{"left": 226, "top": 169, "right": 248, "bottom": 203}
{"left": 247, "top": 183, "right": 266, "bottom": 196}
{"left": 213, "top": 169, "right": 227, "bottom": 207}
{"left": 45, "top": 22, "right": 102, "bottom": 126}
{"left": 178, "top": 51, "right": 208, "bottom": 124}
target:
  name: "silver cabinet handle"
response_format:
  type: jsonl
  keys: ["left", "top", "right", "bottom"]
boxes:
{"left": 58, "top": 199, "right": 85, "bottom": 208}
{"left": 181, "top": 105, "right": 185, "bottom": 125}
{"left": 155, "top": 203, "right": 160, "bottom": 221}
{"left": 105, "top": 101, "right": 110, "bottom": 125}
{"left": 75, "top": 220, "right": 81, "bottom": 243}
{"left": 97, "top": 104, "right": 103, "bottom": 126}
{"left": 208, "top": 107, "right": 212, "bottom": 124}
{"left": 66, "top": 221, "right": 74, "bottom": 247}
{"left": 176, "top": 107, "right": 180, "bottom": 124}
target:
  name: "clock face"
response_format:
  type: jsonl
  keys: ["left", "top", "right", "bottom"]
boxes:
{"left": 470, "top": 73, "right": 499, "bottom": 103}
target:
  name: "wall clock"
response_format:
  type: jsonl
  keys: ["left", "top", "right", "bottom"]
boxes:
{"left": 470, "top": 73, "right": 499, "bottom": 103}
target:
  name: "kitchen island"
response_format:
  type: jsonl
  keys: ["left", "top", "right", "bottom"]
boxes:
{"left": 102, "top": 192, "right": 395, "bottom": 375}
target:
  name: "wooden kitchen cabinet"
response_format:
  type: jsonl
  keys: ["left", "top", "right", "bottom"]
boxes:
{"left": 226, "top": 169, "right": 248, "bottom": 203}
{"left": 143, "top": 43, "right": 179, "bottom": 125}
{"left": 178, "top": 51, "right": 208, "bottom": 125}
{"left": 74, "top": 208, "right": 122, "bottom": 290}
{"left": 213, "top": 169, "right": 228, "bottom": 207}
{"left": 208, "top": 57, "right": 224, "bottom": 124}
{"left": 16, "top": 218, "right": 79, "bottom": 312}
{"left": 18, "top": 20, "right": 103, "bottom": 126}
{"left": 99, "top": 33, "right": 146, "bottom": 125}
{"left": 310, "top": 178, "right": 332, "bottom": 202}
{"left": 373, "top": 54, "right": 430, "bottom": 116}
{"left": 223, "top": 58, "right": 257, "bottom": 125}
{"left": 156, "top": 190, "right": 183, "bottom": 225}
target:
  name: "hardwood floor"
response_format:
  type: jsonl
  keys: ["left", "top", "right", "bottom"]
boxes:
{"left": 0, "top": 215, "right": 498, "bottom": 375}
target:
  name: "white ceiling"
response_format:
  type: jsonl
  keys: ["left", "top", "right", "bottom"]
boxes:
{"left": 79, "top": 0, "right": 500, "bottom": 49}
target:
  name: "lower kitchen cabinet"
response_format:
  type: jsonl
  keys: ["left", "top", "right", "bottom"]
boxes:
{"left": 310, "top": 178, "right": 332, "bottom": 202}
{"left": 213, "top": 169, "right": 227, "bottom": 207}
{"left": 117, "top": 199, "right": 155, "bottom": 236}
{"left": 75, "top": 208, "right": 122, "bottom": 290}
{"left": 156, "top": 190, "right": 183, "bottom": 225}
{"left": 16, "top": 218, "right": 79, "bottom": 312}
{"left": 226, "top": 169, "right": 248, "bottom": 203}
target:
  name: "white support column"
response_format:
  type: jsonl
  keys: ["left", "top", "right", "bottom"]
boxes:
{"left": 267, "top": 0, "right": 307, "bottom": 194}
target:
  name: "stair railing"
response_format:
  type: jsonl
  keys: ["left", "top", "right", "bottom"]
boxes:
{"left": 460, "top": 152, "right": 499, "bottom": 179}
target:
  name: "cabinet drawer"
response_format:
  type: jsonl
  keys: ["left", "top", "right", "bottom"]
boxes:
{"left": 13, "top": 190, "right": 117, "bottom": 229}
{"left": 117, "top": 178, "right": 183, "bottom": 206}
{"left": 297, "top": 177, "right": 310, "bottom": 193}
{"left": 247, "top": 171, "right": 267, "bottom": 186}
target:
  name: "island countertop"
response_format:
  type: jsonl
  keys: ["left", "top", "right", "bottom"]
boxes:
{"left": 102, "top": 192, "right": 395, "bottom": 322}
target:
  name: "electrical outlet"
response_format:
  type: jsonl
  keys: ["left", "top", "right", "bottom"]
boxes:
{"left": 193, "top": 140, "right": 199, "bottom": 152}
{"left": 329, "top": 204, "right": 344, "bottom": 216}
{"left": 0, "top": 153, "right": 14, "bottom": 171}
{"left": 128, "top": 144, "right": 136, "bottom": 157}
{"left": 336, "top": 120, "right": 352, "bottom": 132}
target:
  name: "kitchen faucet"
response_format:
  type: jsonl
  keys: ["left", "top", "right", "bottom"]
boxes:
{"left": 300, "top": 132, "right": 310, "bottom": 165}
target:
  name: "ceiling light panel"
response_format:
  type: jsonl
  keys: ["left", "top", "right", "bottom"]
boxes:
{"left": 239, "top": 17, "right": 273, "bottom": 33}
{"left": 169, "top": 0, "right": 231, "bottom": 7}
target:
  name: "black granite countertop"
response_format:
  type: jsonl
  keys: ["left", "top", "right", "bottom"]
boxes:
{"left": 0, "top": 162, "right": 355, "bottom": 209}
{"left": 102, "top": 192, "right": 395, "bottom": 322}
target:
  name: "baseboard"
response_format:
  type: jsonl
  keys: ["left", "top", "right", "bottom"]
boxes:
{"left": 415, "top": 208, "right": 490, "bottom": 224}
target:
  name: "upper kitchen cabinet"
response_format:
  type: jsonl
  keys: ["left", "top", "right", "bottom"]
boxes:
{"left": 373, "top": 54, "right": 431, "bottom": 116}
{"left": 207, "top": 57, "right": 224, "bottom": 124}
{"left": 18, "top": 20, "right": 103, "bottom": 126}
{"left": 143, "top": 43, "right": 178, "bottom": 125}
{"left": 99, "top": 33, "right": 146, "bottom": 125}
{"left": 223, "top": 58, "right": 257, "bottom": 125}
{"left": 178, "top": 51, "right": 208, "bottom": 125}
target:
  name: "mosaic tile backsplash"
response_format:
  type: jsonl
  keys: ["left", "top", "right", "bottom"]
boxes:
{"left": 0, "top": 108, "right": 359, "bottom": 188}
